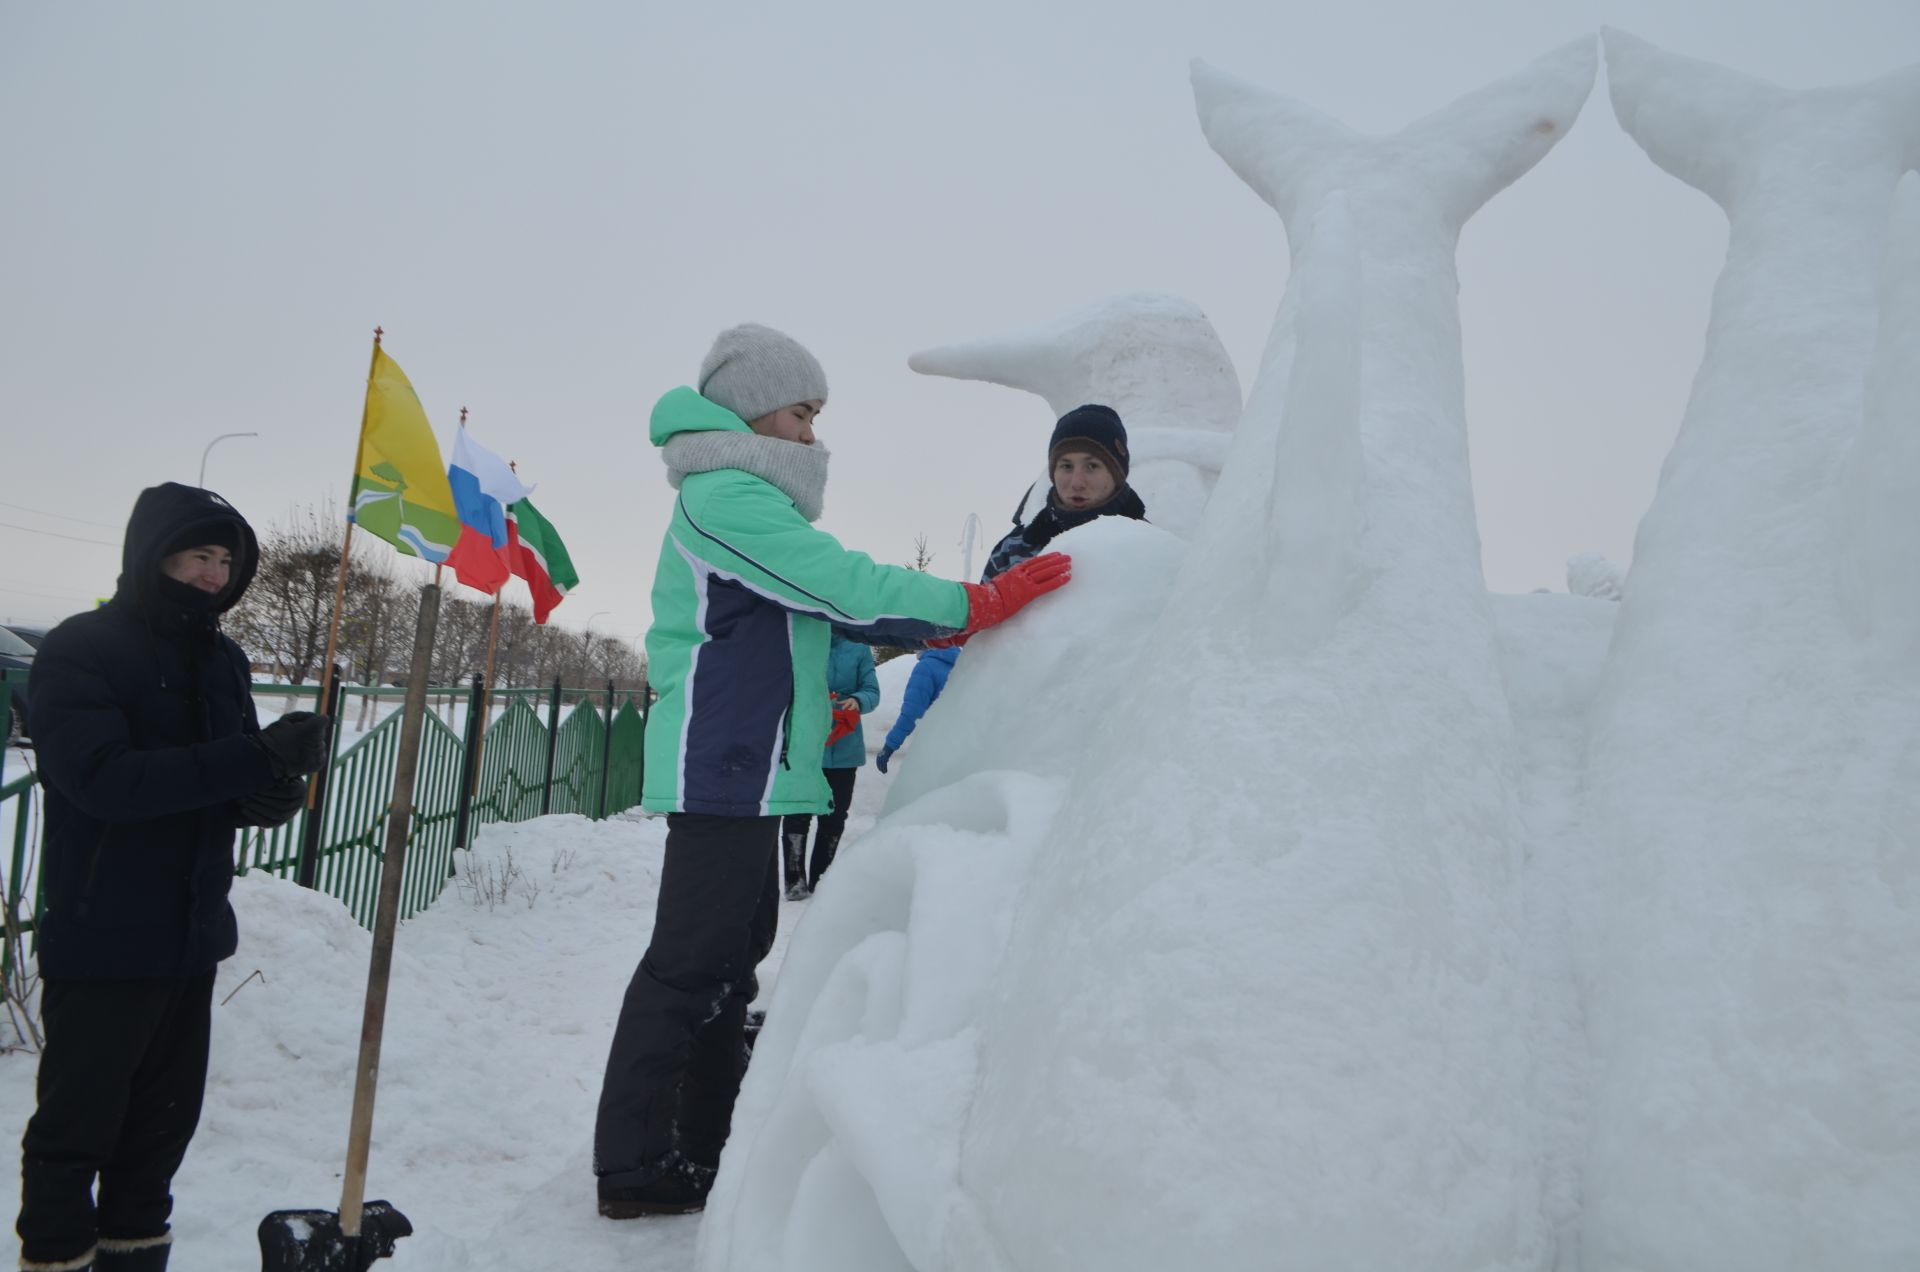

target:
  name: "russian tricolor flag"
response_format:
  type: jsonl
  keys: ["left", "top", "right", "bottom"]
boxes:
{"left": 445, "top": 430, "right": 534, "bottom": 595}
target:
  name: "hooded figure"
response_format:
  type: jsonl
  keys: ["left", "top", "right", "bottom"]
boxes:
{"left": 17, "top": 482, "right": 331, "bottom": 1272}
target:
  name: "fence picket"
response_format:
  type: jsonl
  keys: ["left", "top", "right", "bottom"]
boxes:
{"left": 2, "top": 675, "right": 649, "bottom": 948}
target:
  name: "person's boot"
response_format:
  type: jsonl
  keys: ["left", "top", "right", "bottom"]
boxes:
{"left": 783, "top": 833, "right": 810, "bottom": 900}
{"left": 18, "top": 1247, "right": 95, "bottom": 1272}
{"left": 808, "top": 826, "right": 843, "bottom": 892}
{"left": 93, "top": 1233, "right": 171, "bottom": 1270}
{"left": 597, "top": 1153, "right": 718, "bottom": 1219}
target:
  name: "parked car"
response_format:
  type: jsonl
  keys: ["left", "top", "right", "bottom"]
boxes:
{"left": 1, "top": 623, "right": 34, "bottom": 739}
{"left": 3, "top": 623, "right": 48, "bottom": 651}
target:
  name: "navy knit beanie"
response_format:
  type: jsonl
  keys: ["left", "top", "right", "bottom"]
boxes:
{"left": 1048, "top": 404, "right": 1129, "bottom": 480}
{"left": 160, "top": 518, "right": 242, "bottom": 558}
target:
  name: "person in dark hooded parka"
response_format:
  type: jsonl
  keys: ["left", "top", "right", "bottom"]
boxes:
{"left": 15, "top": 482, "right": 331, "bottom": 1272}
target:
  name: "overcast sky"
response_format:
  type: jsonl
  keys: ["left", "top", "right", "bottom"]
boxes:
{"left": 3, "top": 0, "right": 1915, "bottom": 649}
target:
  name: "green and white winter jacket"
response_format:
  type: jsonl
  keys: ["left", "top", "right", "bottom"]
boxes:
{"left": 642, "top": 387, "right": 969, "bottom": 816}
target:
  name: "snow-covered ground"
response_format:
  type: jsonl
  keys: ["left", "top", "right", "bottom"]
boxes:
{"left": 2, "top": 773, "right": 900, "bottom": 1270}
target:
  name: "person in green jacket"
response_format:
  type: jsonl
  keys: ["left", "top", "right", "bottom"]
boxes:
{"left": 595, "top": 323, "right": 1071, "bottom": 1218}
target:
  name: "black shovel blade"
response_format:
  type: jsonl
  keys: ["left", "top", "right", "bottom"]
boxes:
{"left": 258, "top": 1200, "right": 412, "bottom": 1271}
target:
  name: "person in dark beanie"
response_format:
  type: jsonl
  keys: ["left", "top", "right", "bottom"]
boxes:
{"left": 981, "top": 403, "right": 1149, "bottom": 581}
{"left": 867, "top": 406, "right": 1151, "bottom": 780}
{"left": 779, "top": 630, "right": 880, "bottom": 899}
{"left": 594, "top": 323, "right": 1073, "bottom": 1218}
{"left": 16, "top": 483, "right": 331, "bottom": 1272}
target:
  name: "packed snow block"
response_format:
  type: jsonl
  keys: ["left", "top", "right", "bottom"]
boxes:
{"left": 942, "top": 42, "right": 1597, "bottom": 1272}
{"left": 909, "top": 294, "right": 1242, "bottom": 539}
{"left": 1584, "top": 32, "right": 1920, "bottom": 1272}
{"left": 882, "top": 519, "right": 1185, "bottom": 813}
{"left": 699, "top": 769, "right": 1071, "bottom": 1272}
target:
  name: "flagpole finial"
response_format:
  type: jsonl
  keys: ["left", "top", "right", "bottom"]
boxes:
{"left": 460, "top": 406, "right": 468, "bottom": 427}
{"left": 509, "top": 460, "right": 518, "bottom": 473}
{"left": 373, "top": 326, "right": 383, "bottom": 345}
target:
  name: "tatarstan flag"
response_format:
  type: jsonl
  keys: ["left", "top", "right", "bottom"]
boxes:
{"left": 505, "top": 498, "right": 578, "bottom": 624}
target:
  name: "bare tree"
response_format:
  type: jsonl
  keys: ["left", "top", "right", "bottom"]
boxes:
{"left": 227, "top": 503, "right": 345, "bottom": 684}
{"left": 910, "top": 533, "right": 934, "bottom": 572}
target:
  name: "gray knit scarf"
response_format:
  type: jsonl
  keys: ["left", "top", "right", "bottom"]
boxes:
{"left": 662, "top": 431, "right": 831, "bottom": 523}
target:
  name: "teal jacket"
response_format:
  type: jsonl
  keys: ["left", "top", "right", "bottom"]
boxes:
{"left": 823, "top": 633, "right": 880, "bottom": 769}
{"left": 641, "top": 388, "right": 968, "bottom": 816}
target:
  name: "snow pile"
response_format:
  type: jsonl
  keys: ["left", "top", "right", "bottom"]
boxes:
{"left": 1577, "top": 32, "right": 1920, "bottom": 1270}
{"left": 909, "top": 294, "right": 1242, "bottom": 539}
{"left": 4, "top": 815, "right": 754, "bottom": 1271}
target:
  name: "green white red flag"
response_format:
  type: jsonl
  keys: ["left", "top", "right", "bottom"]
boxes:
{"left": 505, "top": 498, "right": 579, "bottom": 624}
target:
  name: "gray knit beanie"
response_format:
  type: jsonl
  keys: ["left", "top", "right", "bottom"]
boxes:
{"left": 697, "top": 323, "right": 829, "bottom": 424}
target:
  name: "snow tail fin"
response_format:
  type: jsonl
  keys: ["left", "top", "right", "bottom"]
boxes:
{"left": 1398, "top": 36, "right": 1600, "bottom": 231}
{"left": 1193, "top": 38, "right": 1596, "bottom": 238}
{"left": 1189, "top": 59, "right": 1357, "bottom": 232}
{"left": 1606, "top": 28, "right": 1920, "bottom": 207}
{"left": 1602, "top": 29, "right": 1783, "bottom": 207}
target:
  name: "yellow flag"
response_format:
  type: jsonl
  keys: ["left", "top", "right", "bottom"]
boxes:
{"left": 348, "top": 345, "right": 460, "bottom": 562}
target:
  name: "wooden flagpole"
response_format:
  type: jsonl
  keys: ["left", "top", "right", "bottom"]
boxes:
{"left": 304, "top": 326, "right": 382, "bottom": 811}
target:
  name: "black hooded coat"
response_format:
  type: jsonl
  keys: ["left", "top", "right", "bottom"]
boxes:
{"left": 30, "top": 483, "right": 277, "bottom": 980}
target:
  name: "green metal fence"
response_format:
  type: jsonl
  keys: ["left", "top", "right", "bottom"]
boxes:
{"left": 2, "top": 671, "right": 648, "bottom": 954}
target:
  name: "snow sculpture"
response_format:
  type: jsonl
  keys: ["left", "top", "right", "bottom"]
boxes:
{"left": 1582, "top": 32, "right": 1920, "bottom": 1271}
{"left": 939, "top": 42, "right": 1596, "bottom": 1272}
{"left": 908, "top": 294, "right": 1242, "bottom": 540}
{"left": 1565, "top": 551, "right": 1624, "bottom": 600}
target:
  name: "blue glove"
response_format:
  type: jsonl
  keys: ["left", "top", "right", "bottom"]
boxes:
{"left": 876, "top": 745, "right": 895, "bottom": 774}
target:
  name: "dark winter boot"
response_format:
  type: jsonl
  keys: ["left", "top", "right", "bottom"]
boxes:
{"left": 93, "top": 1233, "right": 170, "bottom": 1270}
{"left": 597, "top": 1153, "right": 717, "bottom": 1219}
{"left": 18, "top": 1247, "right": 96, "bottom": 1272}
{"left": 808, "top": 826, "right": 843, "bottom": 892}
{"left": 783, "top": 833, "right": 810, "bottom": 900}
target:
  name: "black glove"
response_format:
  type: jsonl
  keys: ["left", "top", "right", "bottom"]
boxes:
{"left": 252, "top": 710, "right": 332, "bottom": 781}
{"left": 236, "top": 777, "right": 308, "bottom": 828}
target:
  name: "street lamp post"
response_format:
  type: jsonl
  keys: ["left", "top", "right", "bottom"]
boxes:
{"left": 198, "top": 432, "right": 259, "bottom": 488}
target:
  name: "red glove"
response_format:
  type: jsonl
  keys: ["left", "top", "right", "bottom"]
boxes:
{"left": 958, "top": 552, "right": 1072, "bottom": 635}
{"left": 826, "top": 702, "right": 861, "bottom": 745}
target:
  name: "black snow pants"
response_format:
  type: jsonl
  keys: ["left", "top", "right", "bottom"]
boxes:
{"left": 593, "top": 814, "right": 779, "bottom": 1187}
{"left": 17, "top": 971, "right": 216, "bottom": 1265}
{"left": 780, "top": 766, "right": 857, "bottom": 892}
